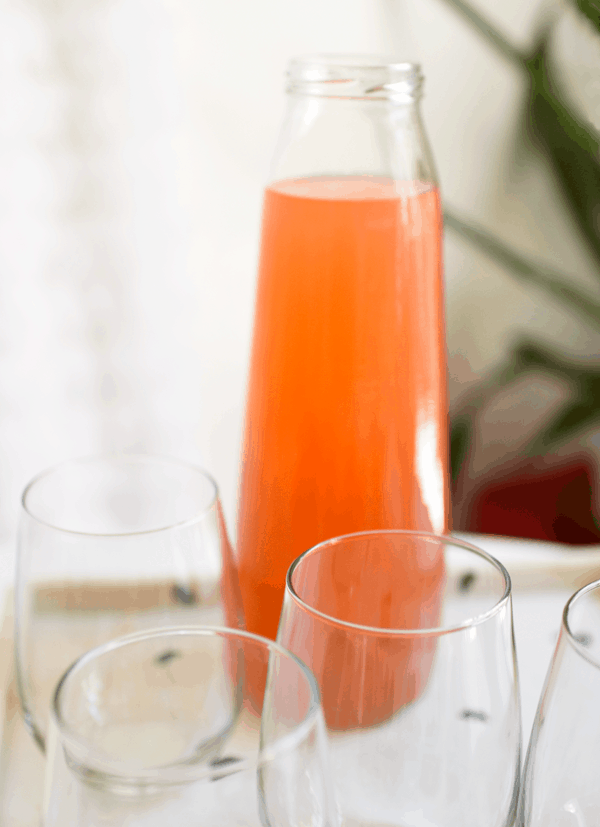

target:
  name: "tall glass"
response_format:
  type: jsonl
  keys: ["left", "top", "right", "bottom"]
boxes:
{"left": 278, "top": 531, "right": 521, "bottom": 827}
{"left": 237, "top": 56, "right": 449, "bottom": 640}
{"left": 43, "top": 627, "right": 335, "bottom": 827}
{"left": 15, "top": 454, "right": 244, "bottom": 752}
{"left": 520, "top": 578, "right": 600, "bottom": 826}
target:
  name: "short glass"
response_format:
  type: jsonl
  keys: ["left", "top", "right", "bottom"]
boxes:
{"left": 278, "top": 530, "right": 521, "bottom": 827}
{"left": 520, "top": 577, "right": 600, "bottom": 826}
{"left": 43, "top": 627, "right": 335, "bottom": 826}
{"left": 15, "top": 454, "right": 244, "bottom": 752}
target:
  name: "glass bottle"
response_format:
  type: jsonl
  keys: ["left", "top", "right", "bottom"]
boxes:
{"left": 236, "top": 55, "right": 450, "bottom": 640}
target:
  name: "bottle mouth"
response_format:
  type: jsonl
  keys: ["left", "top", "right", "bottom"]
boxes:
{"left": 286, "top": 54, "right": 423, "bottom": 101}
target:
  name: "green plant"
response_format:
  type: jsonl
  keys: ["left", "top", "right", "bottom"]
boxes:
{"left": 441, "top": 0, "right": 600, "bottom": 492}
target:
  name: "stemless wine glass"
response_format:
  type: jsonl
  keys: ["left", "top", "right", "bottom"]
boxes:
{"left": 15, "top": 454, "right": 244, "bottom": 753}
{"left": 43, "top": 627, "right": 336, "bottom": 827}
{"left": 520, "top": 578, "right": 600, "bottom": 826}
{"left": 278, "top": 530, "right": 521, "bottom": 827}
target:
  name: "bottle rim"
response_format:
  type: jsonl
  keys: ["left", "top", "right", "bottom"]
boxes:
{"left": 286, "top": 54, "right": 423, "bottom": 101}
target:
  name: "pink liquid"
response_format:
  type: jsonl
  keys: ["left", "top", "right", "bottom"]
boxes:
{"left": 237, "top": 177, "right": 450, "bottom": 641}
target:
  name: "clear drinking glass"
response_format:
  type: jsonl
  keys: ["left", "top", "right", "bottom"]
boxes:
{"left": 15, "top": 454, "right": 244, "bottom": 752}
{"left": 520, "top": 578, "right": 600, "bottom": 826}
{"left": 278, "top": 530, "right": 521, "bottom": 827}
{"left": 43, "top": 626, "right": 335, "bottom": 827}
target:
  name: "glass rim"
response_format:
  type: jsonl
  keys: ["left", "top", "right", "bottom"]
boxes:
{"left": 51, "top": 625, "right": 323, "bottom": 782}
{"left": 21, "top": 453, "right": 219, "bottom": 538}
{"left": 563, "top": 577, "right": 600, "bottom": 670}
{"left": 285, "top": 530, "right": 512, "bottom": 637}
{"left": 286, "top": 54, "right": 423, "bottom": 100}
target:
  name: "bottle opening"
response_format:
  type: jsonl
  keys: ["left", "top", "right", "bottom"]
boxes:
{"left": 286, "top": 54, "right": 423, "bottom": 101}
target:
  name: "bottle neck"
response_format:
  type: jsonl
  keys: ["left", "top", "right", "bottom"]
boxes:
{"left": 268, "top": 56, "right": 436, "bottom": 187}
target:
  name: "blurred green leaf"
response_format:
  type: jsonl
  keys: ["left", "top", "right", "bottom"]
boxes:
{"left": 445, "top": 209, "right": 600, "bottom": 328}
{"left": 570, "top": 0, "right": 600, "bottom": 31}
{"left": 529, "top": 374, "right": 600, "bottom": 451}
{"left": 450, "top": 417, "right": 472, "bottom": 482}
{"left": 451, "top": 338, "right": 600, "bottom": 469}
{"left": 506, "top": 339, "right": 591, "bottom": 381}
{"left": 526, "top": 40, "right": 600, "bottom": 273}
{"left": 501, "top": 339, "right": 600, "bottom": 387}
{"left": 498, "top": 339, "right": 600, "bottom": 451}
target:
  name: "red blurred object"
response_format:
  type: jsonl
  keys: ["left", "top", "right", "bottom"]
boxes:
{"left": 467, "top": 458, "right": 600, "bottom": 544}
